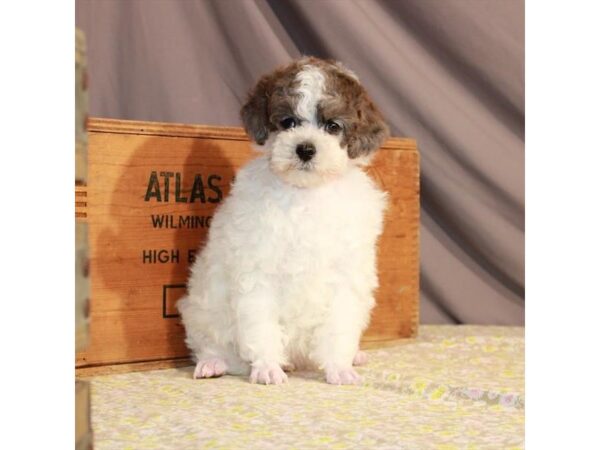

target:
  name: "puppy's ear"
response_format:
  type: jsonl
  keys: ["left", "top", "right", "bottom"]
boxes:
{"left": 347, "top": 97, "right": 390, "bottom": 159}
{"left": 240, "top": 75, "right": 272, "bottom": 145}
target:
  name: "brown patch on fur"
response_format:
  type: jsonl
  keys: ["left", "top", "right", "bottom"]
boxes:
{"left": 318, "top": 62, "right": 389, "bottom": 159}
{"left": 240, "top": 57, "right": 389, "bottom": 156}
{"left": 240, "top": 60, "right": 303, "bottom": 145}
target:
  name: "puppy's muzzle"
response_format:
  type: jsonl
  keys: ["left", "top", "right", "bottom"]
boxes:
{"left": 296, "top": 142, "right": 316, "bottom": 162}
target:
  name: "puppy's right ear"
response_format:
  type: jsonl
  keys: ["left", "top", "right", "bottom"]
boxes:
{"left": 240, "top": 75, "right": 272, "bottom": 145}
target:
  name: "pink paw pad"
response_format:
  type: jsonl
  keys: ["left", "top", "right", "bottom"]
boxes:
{"left": 193, "top": 358, "right": 227, "bottom": 379}
{"left": 249, "top": 364, "right": 288, "bottom": 385}
{"left": 353, "top": 350, "right": 368, "bottom": 366}
{"left": 326, "top": 367, "right": 361, "bottom": 385}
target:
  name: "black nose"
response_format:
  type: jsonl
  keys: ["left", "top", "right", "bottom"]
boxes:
{"left": 296, "top": 142, "right": 316, "bottom": 162}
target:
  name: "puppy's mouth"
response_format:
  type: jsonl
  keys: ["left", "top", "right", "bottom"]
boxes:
{"left": 298, "top": 161, "right": 315, "bottom": 171}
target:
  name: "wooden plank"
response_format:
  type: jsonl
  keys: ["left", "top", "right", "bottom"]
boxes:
{"left": 75, "top": 27, "right": 90, "bottom": 354}
{"left": 75, "top": 380, "right": 92, "bottom": 450}
{"left": 76, "top": 357, "right": 193, "bottom": 378}
{"left": 86, "top": 117, "right": 417, "bottom": 150}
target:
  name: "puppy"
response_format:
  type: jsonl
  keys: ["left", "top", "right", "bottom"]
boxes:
{"left": 178, "top": 57, "right": 389, "bottom": 385}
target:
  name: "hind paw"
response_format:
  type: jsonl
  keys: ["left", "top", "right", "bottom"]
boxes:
{"left": 325, "top": 366, "right": 361, "bottom": 385}
{"left": 193, "top": 358, "right": 227, "bottom": 379}
{"left": 353, "top": 350, "right": 368, "bottom": 366}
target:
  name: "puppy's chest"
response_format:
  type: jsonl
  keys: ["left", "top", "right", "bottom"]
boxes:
{"left": 263, "top": 188, "right": 365, "bottom": 255}
{"left": 226, "top": 170, "right": 384, "bottom": 278}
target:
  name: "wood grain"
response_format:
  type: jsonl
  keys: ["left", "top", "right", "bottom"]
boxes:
{"left": 76, "top": 357, "right": 193, "bottom": 378}
{"left": 76, "top": 118, "right": 419, "bottom": 369}
{"left": 75, "top": 380, "right": 92, "bottom": 450}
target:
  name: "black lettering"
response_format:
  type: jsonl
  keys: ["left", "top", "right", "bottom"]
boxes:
{"left": 142, "top": 249, "right": 153, "bottom": 264}
{"left": 151, "top": 215, "right": 165, "bottom": 228}
{"left": 190, "top": 175, "right": 206, "bottom": 203}
{"left": 160, "top": 172, "right": 174, "bottom": 202}
{"left": 179, "top": 215, "right": 190, "bottom": 228}
{"left": 150, "top": 214, "right": 214, "bottom": 229}
{"left": 208, "top": 174, "right": 223, "bottom": 203}
{"left": 157, "top": 250, "right": 169, "bottom": 263}
{"left": 175, "top": 173, "right": 188, "bottom": 203}
{"left": 144, "top": 171, "right": 162, "bottom": 202}
{"left": 188, "top": 249, "right": 197, "bottom": 263}
{"left": 142, "top": 248, "right": 181, "bottom": 263}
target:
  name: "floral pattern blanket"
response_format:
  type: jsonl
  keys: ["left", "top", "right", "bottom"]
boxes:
{"left": 89, "top": 325, "right": 524, "bottom": 449}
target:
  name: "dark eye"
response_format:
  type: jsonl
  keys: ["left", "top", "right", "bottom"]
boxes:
{"left": 325, "top": 120, "right": 342, "bottom": 134}
{"left": 280, "top": 117, "right": 298, "bottom": 130}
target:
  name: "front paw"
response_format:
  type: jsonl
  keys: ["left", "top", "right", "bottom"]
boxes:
{"left": 249, "top": 363, "right": 288, "bottom": 385}
{"left": 193, "top": 358, "right": 228, "bottom": 379}
{"left": 325, "top": 366, "right": 361, "bottom": 385}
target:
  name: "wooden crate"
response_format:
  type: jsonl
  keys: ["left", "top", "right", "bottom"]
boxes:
{"left": 76, "top": 118, "right": 419, "bottom": 374}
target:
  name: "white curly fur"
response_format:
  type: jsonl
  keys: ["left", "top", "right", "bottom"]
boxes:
{"left": 295, "top": 65, "right": 326, "bottom": 124}
{"left": 178, "top": 63, "right": 387, "bottom": 385}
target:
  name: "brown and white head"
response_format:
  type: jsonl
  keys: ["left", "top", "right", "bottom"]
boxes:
{"left": 240, "top": 57, "right": 389, "bottom": 188}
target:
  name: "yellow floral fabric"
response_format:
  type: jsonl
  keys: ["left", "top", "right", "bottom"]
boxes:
{"left": 88, "top": 325, "right": 524, "bottom": 449}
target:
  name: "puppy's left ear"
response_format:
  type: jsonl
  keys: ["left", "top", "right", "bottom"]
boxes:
{"left": 347, "top": 97, "right": 390, "bottom": 159}
{"left": 240, "top": 74, "right": 272, "bottom": 145}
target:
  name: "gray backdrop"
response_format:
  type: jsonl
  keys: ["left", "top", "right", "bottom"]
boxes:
{"left": 76, "top": 0, "right": 524, "bottom": 325}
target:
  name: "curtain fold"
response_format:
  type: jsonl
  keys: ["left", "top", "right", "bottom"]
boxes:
{"left": 76, "top": 0, "right": 524, "bottom": 324}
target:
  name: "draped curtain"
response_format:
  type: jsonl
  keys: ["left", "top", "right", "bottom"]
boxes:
{"left": 76, "top": 0, "right": 524, "bottom": 324}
